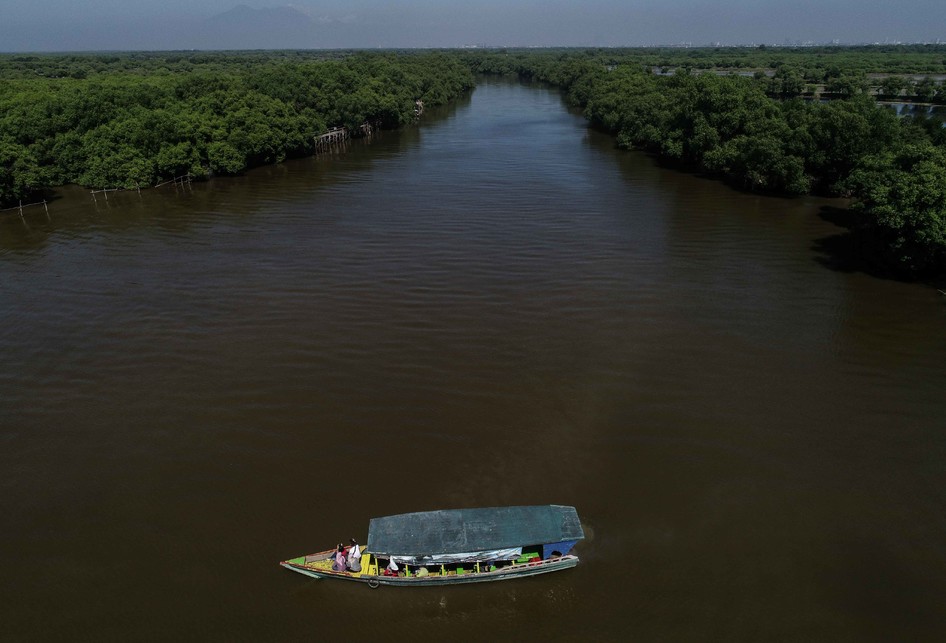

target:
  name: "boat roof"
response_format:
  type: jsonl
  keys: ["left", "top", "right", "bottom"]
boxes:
{"left": 366, "top": 505, "right": 584, "bottom": 556}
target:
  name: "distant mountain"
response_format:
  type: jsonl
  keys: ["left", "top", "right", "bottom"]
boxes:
{"left": 0, "top": 3, "right": 402, "bottom": 52}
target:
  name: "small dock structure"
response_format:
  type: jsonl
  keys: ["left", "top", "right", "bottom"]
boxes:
{"left": 314, "top": 127, "right": 349, "bottom": 153}
{"left": 314, "top": 122, "right": 380, "bottom": 154}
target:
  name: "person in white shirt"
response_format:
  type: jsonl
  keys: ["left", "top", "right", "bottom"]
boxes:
{"left": 347, "top": 538, "right": 362, "bottom": 572}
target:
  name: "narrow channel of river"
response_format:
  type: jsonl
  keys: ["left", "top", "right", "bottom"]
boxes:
{"left": 2, "top": 77, "right": 946, "bottom": 641}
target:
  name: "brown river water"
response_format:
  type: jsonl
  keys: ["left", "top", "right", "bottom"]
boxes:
{"left": 2, "top": 77, "right": 946, "bottom": 642}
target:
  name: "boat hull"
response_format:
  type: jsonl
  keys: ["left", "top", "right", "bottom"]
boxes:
{"left": 280, "top": 553, "right": 578, "bottom": 587}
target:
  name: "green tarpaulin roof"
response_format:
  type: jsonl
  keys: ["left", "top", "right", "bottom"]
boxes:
{"left": 366, "top": 505, "right": 583, "bottom": 556}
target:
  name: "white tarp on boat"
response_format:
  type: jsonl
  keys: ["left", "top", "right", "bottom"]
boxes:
{"left": 389, "top": 547, "right": 522, "bottom": 566}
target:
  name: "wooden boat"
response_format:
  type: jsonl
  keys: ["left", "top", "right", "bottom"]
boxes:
{"left": 280, "top": 505, "right": 584, "bottom": 588}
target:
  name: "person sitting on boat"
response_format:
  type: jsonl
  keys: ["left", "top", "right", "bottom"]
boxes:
{"left": 384, "top": 558, "right": 399, "bottom": 576}
{"left": 332, "top": 543, "right": 346, "bottom": 572}
{"left": 347, "top": 538, "right": 362, "bottom": 572}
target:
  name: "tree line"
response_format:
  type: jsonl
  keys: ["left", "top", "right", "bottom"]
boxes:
{"left": 3, "top": 47, "right": 945, "bottom": 277}
{"left": 464, "top": 49, "right": 946, "bottom": 278}
{"left": 0, "top": 51, "right": 473, "bottom": 206}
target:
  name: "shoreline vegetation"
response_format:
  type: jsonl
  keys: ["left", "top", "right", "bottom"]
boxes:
{"left": 0, "top": 51, "right": 474, "bottom": 204}
{"left": 462, "top": 49, "right": 946, "bottom": 278}
{"left": 2, "top": 47, "right": 945, "bottom": 277}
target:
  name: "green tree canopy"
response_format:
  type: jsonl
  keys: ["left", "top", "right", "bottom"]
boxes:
{"left": 848, "top": 143, "right": 946, "bottom": 276}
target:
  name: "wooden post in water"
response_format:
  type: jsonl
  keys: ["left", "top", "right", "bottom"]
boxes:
{"left": 44, "top": 200, "right": 50, "bottom": 221}
{"left": 17, "top": 200, "right": 30, "bottom": 230}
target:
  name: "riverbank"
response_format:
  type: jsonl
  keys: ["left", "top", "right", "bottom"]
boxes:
{"left": 4, "top": 48, "right": 945, "bottom": 276}
{"left": 465, "top": 50, "right": 946, "bottom": 278}
{"left": 0, "top": 51, "right": 474, "bottom": 207}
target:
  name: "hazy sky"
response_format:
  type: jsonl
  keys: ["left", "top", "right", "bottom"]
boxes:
{"left": 1, "top": 0, "right": 944, "bottom": 51}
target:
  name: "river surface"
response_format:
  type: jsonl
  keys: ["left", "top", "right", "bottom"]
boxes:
{"left": 2, "top": 78, "right": 946, "bottom": 642}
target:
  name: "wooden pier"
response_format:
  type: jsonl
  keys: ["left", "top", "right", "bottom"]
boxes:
{"left": 313, "top": 122, "right": 380, "bottom": 154}
{"left": 314, "top": 128, "right": 350, "bottom": 153}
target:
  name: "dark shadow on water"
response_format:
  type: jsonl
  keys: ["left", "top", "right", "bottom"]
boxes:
{"left": 816, "top": 204, "right": 860, "bottom": 229}
{"left": 812, "top": 205, "right": 914, "bottom": 282}
{"left": 624, "top": 144, "right": 815, "bottom": 200}
{"left": 812, "top": 232, "right": 891, "bottom": 278}
{"left": 813, "top": 205, "right": 886, "bottom": 277}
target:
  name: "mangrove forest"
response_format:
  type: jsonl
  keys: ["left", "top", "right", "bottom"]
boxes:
{"left": 2, "top": 47, "right": 945, "bottom": 277}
